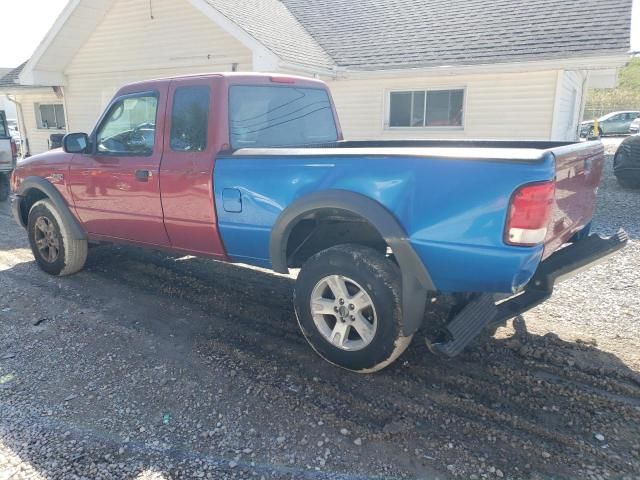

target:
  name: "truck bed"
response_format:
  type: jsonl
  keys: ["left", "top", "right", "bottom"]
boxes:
{"left": 216, "top": 140, "right": 604, "bottom": 292}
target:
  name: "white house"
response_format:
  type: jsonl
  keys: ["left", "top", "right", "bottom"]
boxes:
{"left": 0, "top": 0, "right": 635, "bottom": 155}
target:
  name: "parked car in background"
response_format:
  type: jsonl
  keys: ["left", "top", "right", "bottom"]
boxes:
{"left": 580, "top": 111, "right": 640, "bottom": 137}
{"left": 614, "top": 134, "right": 640, "bottom": 189}
{"left": 0, "top": 110, "right": 18, "bottom": 201}
{"left": 630, "top": 117, "right": 640, "bottom": 134}
{"left": 9, "top": 73, "right": 628, "bottom": 372}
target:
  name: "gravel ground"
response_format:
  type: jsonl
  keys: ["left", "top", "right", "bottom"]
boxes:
{"left": 1, "top": 140, "right": 639, "bottom": 479}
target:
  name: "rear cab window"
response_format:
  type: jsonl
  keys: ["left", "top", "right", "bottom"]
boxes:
{"left": 229, "top": 85, "right": 338, "bottom": 149}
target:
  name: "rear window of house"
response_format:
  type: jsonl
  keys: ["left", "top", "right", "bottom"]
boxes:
{"left": 229, "top": 85, "right": 338, "bottom": 149}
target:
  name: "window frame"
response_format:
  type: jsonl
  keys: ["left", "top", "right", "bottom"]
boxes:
{"left": 35, "top": 103, "right": 66, "bottom": 130}
{"left": 91, "top": 90, "right": 160, "bottom": 157}
{"left": 384, "top": 87, "right": 466, "bottom": 131}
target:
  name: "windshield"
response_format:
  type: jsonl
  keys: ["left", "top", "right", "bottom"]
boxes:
{"left": 229, "top": 85, "right": 338, "bottom": 149}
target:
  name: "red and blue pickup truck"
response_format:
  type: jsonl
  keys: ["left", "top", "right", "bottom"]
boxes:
{"left": 10, "top": 73, "right": 628, "bottom": 372}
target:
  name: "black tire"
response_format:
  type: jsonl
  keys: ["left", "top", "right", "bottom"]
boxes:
{"left": 294, "top": 244, "right": 412, "bottom": 373}
{"left": 0, "top": 173, "right": 9, "bottom": 202}
{"left": 27, "top": 199, "right": 88, "bottom": 276}
{"left": 587, "top": 126, "right": 603, "bottom": 138}
{"left": 616, "top": 175, "right": 640, "bottom": 189}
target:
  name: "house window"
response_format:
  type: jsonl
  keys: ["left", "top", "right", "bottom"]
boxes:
{"left": 36, "top": 104, "right": 66, "bottom": 129}
{"left": 388, "top": 89, "right": 464, "bottom": 128}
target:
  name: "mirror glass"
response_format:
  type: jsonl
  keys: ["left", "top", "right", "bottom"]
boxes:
{"left": 63, "top": 133, "right": 89, "bottom": 153}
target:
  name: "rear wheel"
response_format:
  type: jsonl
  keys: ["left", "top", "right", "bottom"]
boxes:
{"left": 294, "top": 244, "right": 412, "bottom": 373}
{"left": 27, "top": 199, "right": 88, "bottom": 276}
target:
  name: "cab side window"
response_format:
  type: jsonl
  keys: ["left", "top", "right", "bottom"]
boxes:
{"left": 96, "top": 94, "right": 158, "bottom": 156}
{"left": 170, "top": 86, "right": 210, "bottom": 152}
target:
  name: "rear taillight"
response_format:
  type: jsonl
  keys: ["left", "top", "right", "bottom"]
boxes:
{"left": 505, "top": 181, "right": 555, "bottom": 246}
{"left": 10, "top": 138, "right": 17, "bottom": 161}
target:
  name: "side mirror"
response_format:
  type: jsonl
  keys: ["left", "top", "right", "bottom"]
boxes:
{"left": 63, "top": 132, "right": 90, "bottom": 154}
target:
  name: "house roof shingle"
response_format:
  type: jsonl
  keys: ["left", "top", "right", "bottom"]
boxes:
{"left": 0, "top": 61, "right": 53, "bottom": 90}
{"left": 5, "top": 0, "right": 635, "bottom": 87}
{"left": 205, "top": 0, "right": 335, "bottom": 70}
{"left": 229, "top": 0, "right": 633, "bottom": 70}
{"left": 0, "top": 62, "right": 28, "bottom": 88}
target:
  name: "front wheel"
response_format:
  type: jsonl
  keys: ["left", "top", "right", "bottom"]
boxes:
{"left": 294, "top": 244, "right": 412, "bottom": 373}
{"left": 27, "top": 199, "right": 88, "bottom": 276}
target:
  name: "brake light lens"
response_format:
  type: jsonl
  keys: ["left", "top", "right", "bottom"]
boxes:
{"left": 505, "top": 181, "right": 555, "bottom": 246}
{"left": 270, "top": 76, "right": 295, "bottom": 84}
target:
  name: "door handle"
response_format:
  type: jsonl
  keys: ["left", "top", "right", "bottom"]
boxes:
{"left": 135, "top": 169, "right": 152, "bottom": 182}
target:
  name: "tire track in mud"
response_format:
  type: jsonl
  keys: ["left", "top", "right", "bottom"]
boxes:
{"left": 8, "top": 242, "right": 638, "bottom": 477}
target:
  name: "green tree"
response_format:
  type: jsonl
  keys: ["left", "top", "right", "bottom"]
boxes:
{"left": 584, "top": 56, "right": 640, "bottom": 119}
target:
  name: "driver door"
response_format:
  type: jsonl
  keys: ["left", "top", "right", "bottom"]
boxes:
{"left": 68, "top": 87, "right": 170, "bottom": 245}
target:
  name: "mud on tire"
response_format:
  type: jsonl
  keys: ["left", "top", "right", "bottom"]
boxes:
{"left": 294, "top": 244, "right": 412, "bottom": 373}
{"left": 27, "top": 199, "right": 88, "bottom": 276}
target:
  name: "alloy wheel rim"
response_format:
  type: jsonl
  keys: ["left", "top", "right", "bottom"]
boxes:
{"left": 310, "top": 275, "right": 377, "bottom": 351}
{"left": 34, "top": 216, "right": 60, "bottom": 263}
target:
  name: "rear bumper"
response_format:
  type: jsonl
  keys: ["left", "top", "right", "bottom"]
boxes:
{"left": 492, "top": 229, "right": 629, "bottom": 326}
{"left": 430, "top": 230, "right": 628, "bottom": 356}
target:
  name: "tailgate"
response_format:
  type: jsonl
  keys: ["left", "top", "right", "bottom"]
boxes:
{"left": 543, "top": 141, "right": 604, "bottom": 258}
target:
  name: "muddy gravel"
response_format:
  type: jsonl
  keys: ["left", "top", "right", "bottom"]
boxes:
{"left": 1, "top": 144, "right": 639, "bottom": 479}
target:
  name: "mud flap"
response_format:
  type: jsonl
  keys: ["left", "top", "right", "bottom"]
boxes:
{"left": 429, "top": 294, "right": 497, "bottom": 357}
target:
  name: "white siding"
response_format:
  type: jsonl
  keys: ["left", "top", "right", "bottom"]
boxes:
{"left": 551, "top": 70, "right": 585, "bottom": 141}
{"left": 14, "top": 91, "right": 67, "bottom": 155}
{"left": 0, "top": 95, "right": 17, "bottom": 119}
{"left": 326, "top": 70, "right": 558, "bottom": 140}
{"left": 64, "top": 0, "right": 253, "bottom": 132}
